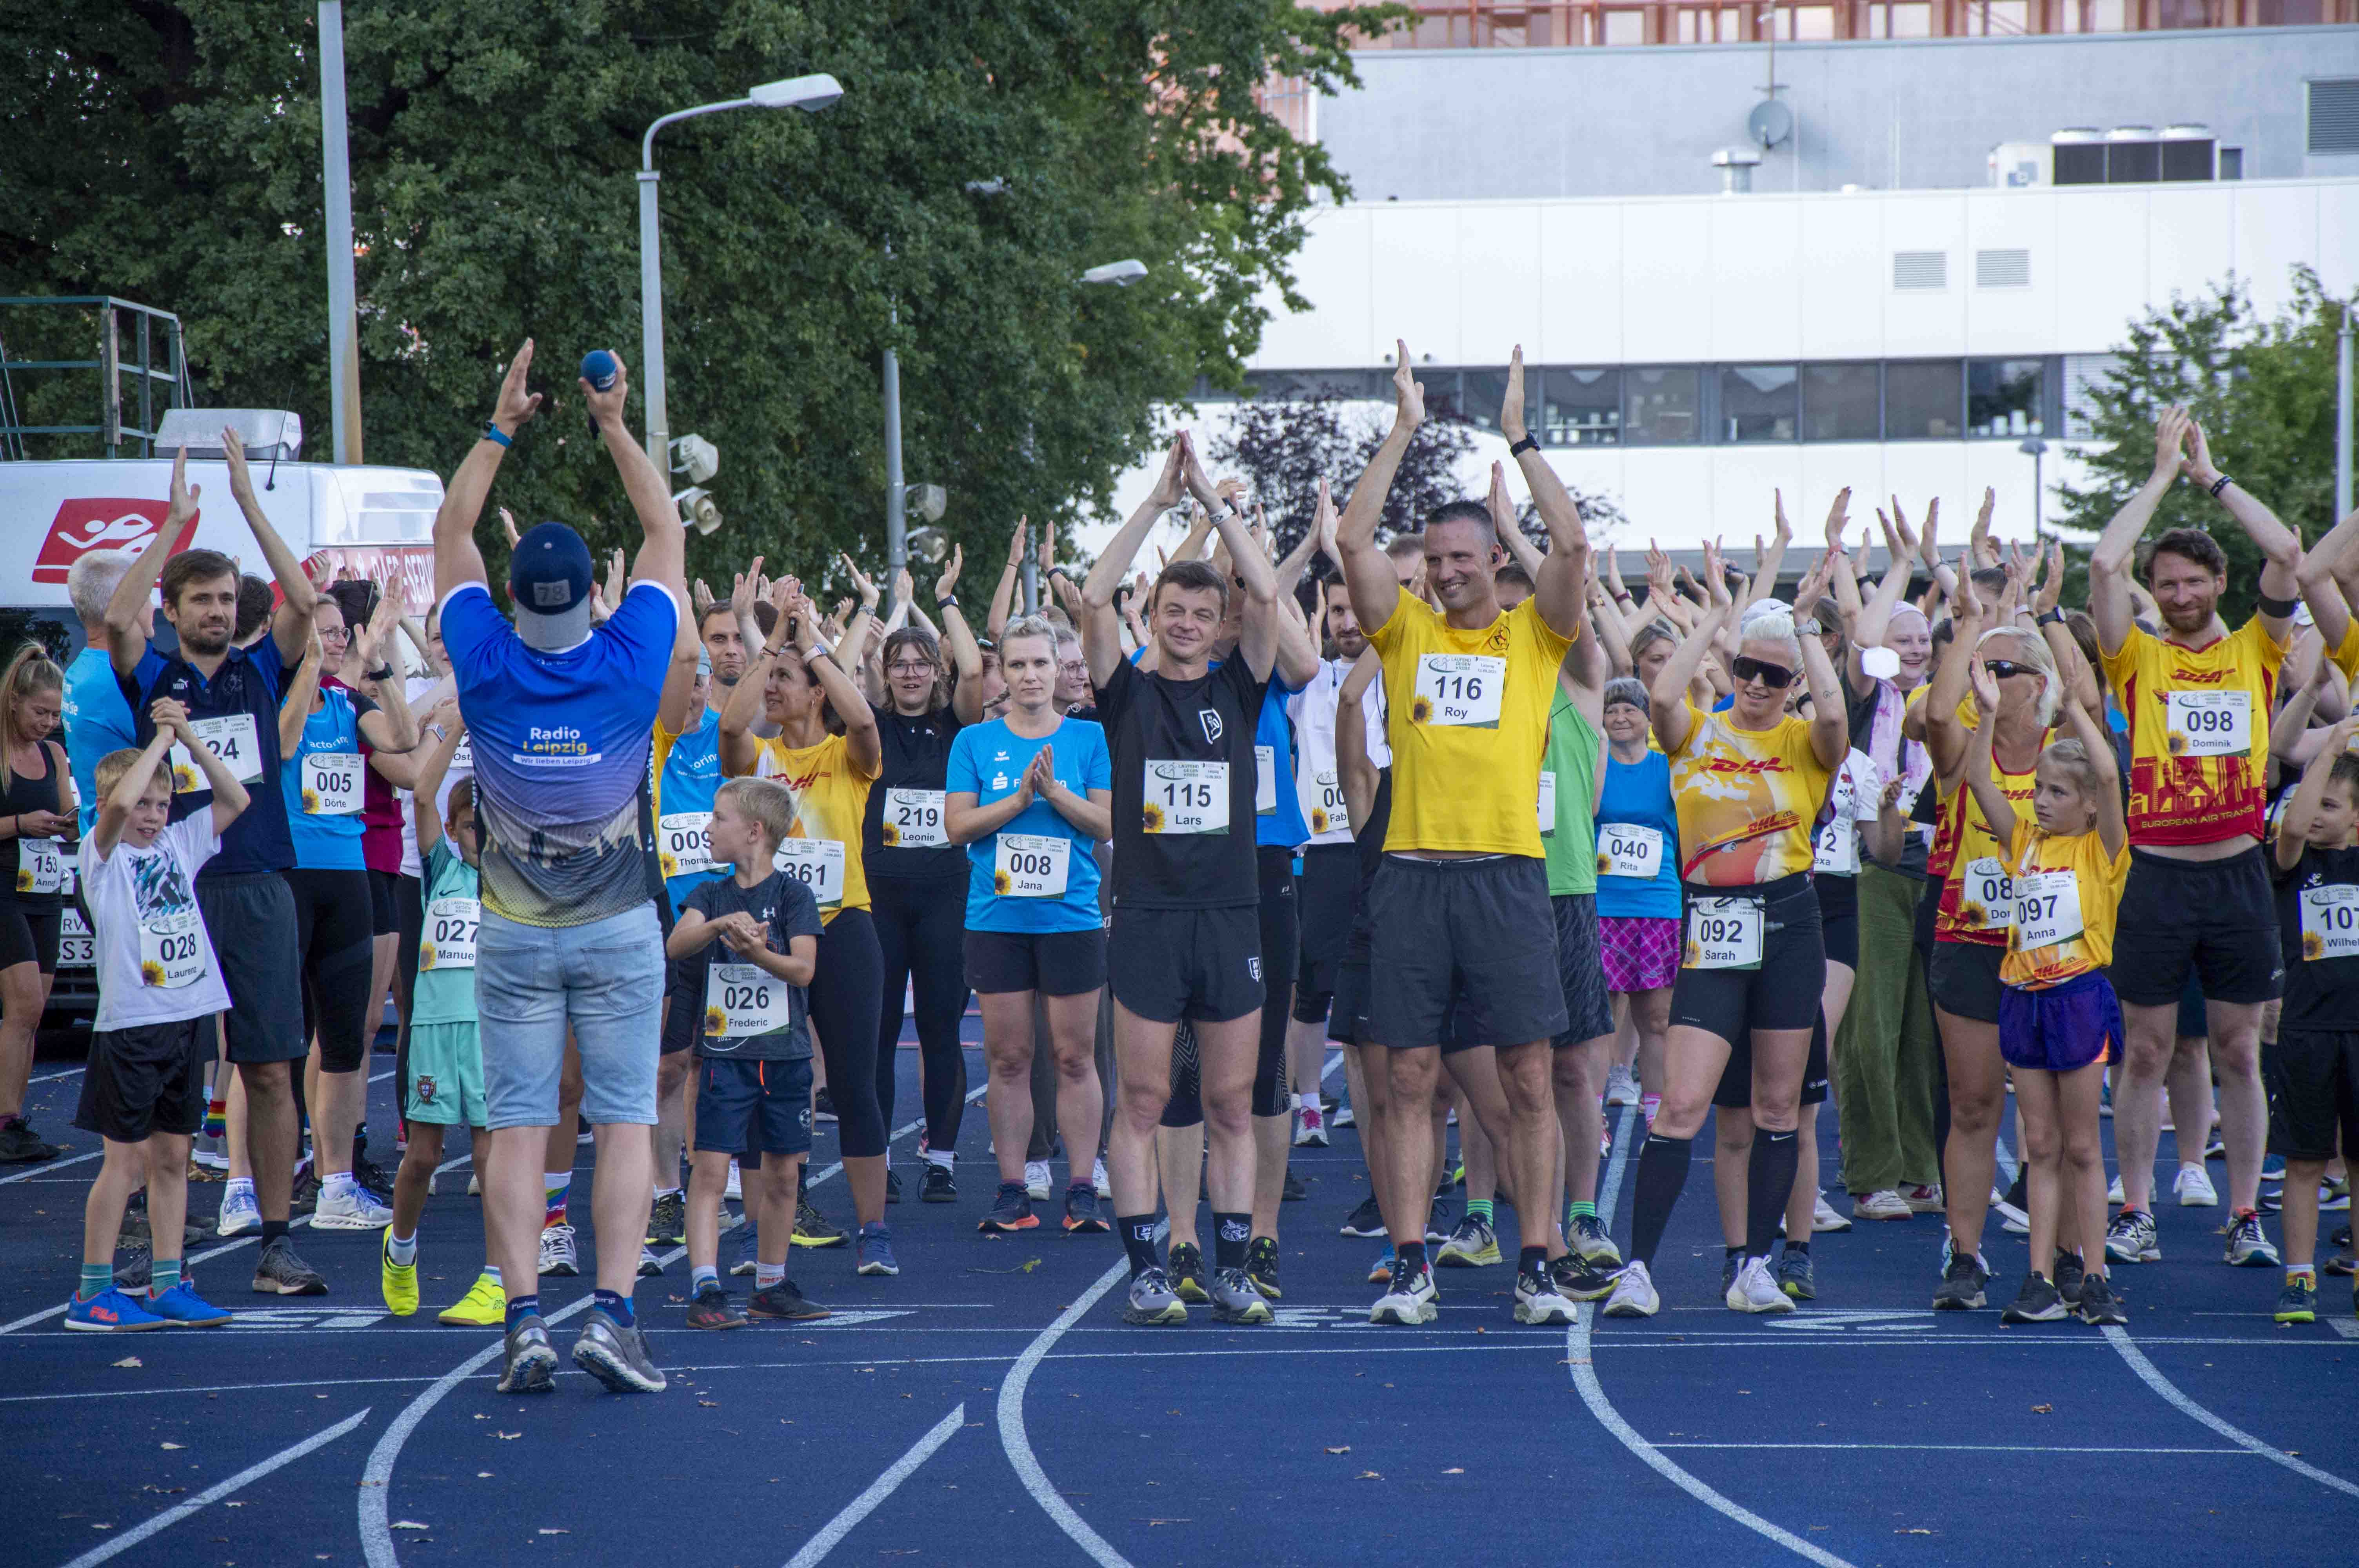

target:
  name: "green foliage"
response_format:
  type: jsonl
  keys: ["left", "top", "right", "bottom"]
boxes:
{"left": 4, "top": 1, "right": 1401, "bottom": 595}
{"left": 2051, "top": 268, "right": 2355, "bottom": 622}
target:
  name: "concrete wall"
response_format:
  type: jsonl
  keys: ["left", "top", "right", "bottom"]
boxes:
{"left": 1319, "top": 26, "right": 2359, "bottom": 201}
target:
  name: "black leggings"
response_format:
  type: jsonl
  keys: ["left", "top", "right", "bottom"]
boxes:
{"left": 284, "top": 867, "right": 376, "bottom": 1074}
{"left": 811, "top": 907, "right": 888, "bottom": 1158}
{"left": 870, "top": 875, "right": 970, "bottom": 1154}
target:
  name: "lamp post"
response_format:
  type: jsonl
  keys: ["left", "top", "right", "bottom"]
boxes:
{"left": 640, "top": 74, "right": 843, "bottom": 466}
{"left": 2019, "top": 435, "right": 2049, "bottom": 539}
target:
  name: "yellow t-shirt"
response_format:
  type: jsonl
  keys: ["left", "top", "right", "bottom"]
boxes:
{"left": 1369, "top": 590, "right": 1574, "bottom": 857}
{"left": 2331, "top": 617, "right": 2359, "bottom": 682}
{"left": 2100, "top": 619, "right": 2286, "bottom": 846}
{"left": 2000, "top": 818, "right": 2130, "bottom": 989}
{"left": 753, "top": 731, "right": 877, "bottom": 923}
{"left": 1664, "top": 704, "right": 1832, "bottom": 886}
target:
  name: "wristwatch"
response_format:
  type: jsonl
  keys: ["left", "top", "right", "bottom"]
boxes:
{"left": 365, "top": 664, "right": 395, "bottom": 682}
{"left": 1508, "top": 435, "right": 1539, "bottom": 457}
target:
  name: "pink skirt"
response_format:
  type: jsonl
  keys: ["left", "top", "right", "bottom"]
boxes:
{"left": 1599, "top": 915, "right": 1680, "bottom": 994}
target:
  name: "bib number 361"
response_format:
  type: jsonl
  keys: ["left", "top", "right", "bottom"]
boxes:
{"left": 1685, "top": 897, "right": 1763, "bottom": 971}
{"left": 773, "top": 838, "right": 846, "bottom": 911}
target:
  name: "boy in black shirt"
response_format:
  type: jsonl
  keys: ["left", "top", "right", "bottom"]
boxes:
{"left": 666, "top": 778, "right": 825, "bottom": 1327}
{"left": 2268, "top": 714, "right": 2359, "bottom": 1325}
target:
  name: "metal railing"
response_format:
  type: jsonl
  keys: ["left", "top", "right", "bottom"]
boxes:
{"left": 0, "top": 296, "right": 195, "bottom": 461}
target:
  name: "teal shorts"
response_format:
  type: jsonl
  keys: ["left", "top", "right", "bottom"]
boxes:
{"left": 406, "top": 1020, "right": 487, "bottom": 1128}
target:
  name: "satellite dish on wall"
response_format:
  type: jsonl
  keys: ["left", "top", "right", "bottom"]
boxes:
{"left": 1749, "top": 99, "right": 1794, "bottom": 151}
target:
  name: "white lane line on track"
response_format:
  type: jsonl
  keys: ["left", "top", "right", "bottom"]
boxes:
{"left": 1656, "top": 1441, "right": 2248, "bottom": 1454}
{"left": 1567, "top": 1106, "right": 1856, "bottom": 1568}
{"left": 2329, "top": 1319, "right": 2359, "bottom": 1341}
{"left": 781, "top": 1401, "right": 965, "bottom": 1568}
{"left": 29, "top": 1064, "right": 86, "bottom": 1083}
{"left": 61, "top": 1405, "right": 371, "bottom": 1568}
{"left": 1000, "top": 1253, "right": 1140, "bottom": 1568}
{"left": 2099, "top": 1324, "right": 2359, "bottom": 1501}
{"left": 0, "top": 1149, "right": 100, "bottom": 1185}
{"left": 0, "top": 1216, "right": 329, "bottom": 1336}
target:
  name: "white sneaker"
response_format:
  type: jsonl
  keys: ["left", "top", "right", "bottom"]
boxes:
{"left": 1092, "top": 1157, "right": 1111, "bottom": 1200}
{"left": 1293, "top": 1105, "right": 1330, "bottom": 1148}
{"left": 1604, "top": 1064, "right": 1641, "bottom": 1107}
{"left": 2107, "top": 1172, "right": 2126, "bottom": 1205}
{"left": 1852, "top": 1189, "right": 1912, "bottom": 1222}
{"left": 1812, "top": 1191, "right": 1852, "bottom": 1233}
{"left": 216, "top": 1184, "right": 262, "bottom": 1237}
{"left": 725, "top": 1160, "right": 743, "bottom": 1201}
{"left": 467, "top": 1172, "right": 481, "bottom": 1196}
{"left": 2174, "top": 1163, "right": 2219, "bottom": 1208}
{"left": 1901, "top": 1182, "right": 1944, "bottom": 1214}
{"left": 538, "top": 1221, "right": 580, "bottom": 1277}
{"left": 1024, "top": 1161, "right": 1052, "bottom": 1202}
{"left": 1602, "top": 1259, "right": 1659, "bottom": 1318}
{"left": 312, "top": 1180, "right": 394, "bottom": 1231}
{"left": 1993, "top": 1186, "right": 2030, "bottom": 1235}
{"left": 1725, "top": 1254, "right": 1795, "bottom": 1314}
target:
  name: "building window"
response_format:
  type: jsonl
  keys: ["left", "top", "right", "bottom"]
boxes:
{"left": 1803, "top": 363, "right": 1881, "bottom": 442}
{"left": 2310, "top": 80, "right": 2359, "bottom": 155}
{"left": 1459, "top": 368, "right": 1509, "bottom": 432}
{"left": 1886, "top": 360, "right": 1963, "bottom": 439}
{"left": 1623, "top": 367, "right": 1700, "bottom": 445}
{"left": 1720, "top": 365, "right": 1798, "bottom": 442}
{"left": 2220, "top": 146, "right": 2244, "bottom": 179}
{"left": 1968, "top": 359, "right": 2046, "bottom": 437}
{"left": 1975, "top": 249, "right": 2031, "bottom": 289}
{"left": 1892, "top": 250, "right": 1948, "bottom": 290}
{"left": 1542, "top": 368, "right": 1620, "bottom": 446}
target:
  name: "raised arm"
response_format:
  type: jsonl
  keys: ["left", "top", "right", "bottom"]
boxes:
{"left": 433, "top": 340, "right": 543, "bottom": 606}
{"left": 784, "top": 583, "right": 881, "bottom": 776}
{"left": 1335, "top": 341, "right": 1424, "bottom": 640}
{"left": 1792, "top": 551, "right": 1849, "bottom": 770}
{"left": 109, "top": 445, "right": 195, "bottom": 677}
{"left": 1182, "top": 446, "right": 1278, "bottom": 680}
{"left": 929, "top": 546, "right": 985, "bottom": 726}
{"left": 988, "top": 518, "right": 1027, "bottom": 641}
{"left": 2058, "top": 679, "right": 2125, "bottom": 855}
{"left": 92, "top": 726, "right": 177, "bottom": 859}
{"left": 2297, "top": 506, "right": 2359, "bottom": 653}
{"left": 1745, "top": 492, "right": 1794, "bottom": 616}
{"left": 1334, "top": 648, "right": 1381, "bottom": 834}
{"left": 2180, "top": 417, "right": 2300, "bottom": 645}
{"left": 1959, "top": 661, "right": 2022, "bottom": 851}
{"left": 580, "top": 354, "right": 687, "bottom": 619}
{"left": 278, "top": 629, "right": 324, "bottom": 758}
{"left": 1893, "top": 498, "right": 1954, "bottom": 604}
{"left": 1484, "top": 460, "right": 1545, "bottom": 585}
{"left": 1649, "top": 539, "right": 1734, "bottom": 756}
{"left": 217, "top": 432, "right": 319, "bottom": 666}
{"left": 1273, "top": 500, "right": 1325, "bottom": 603}
{"left": 409, "top": 713, "right": 467, "bottom": 859}
{"left": 2028, "top": 540, "right": 2102, "bottom": 726}
{"left": 2278, "top": 711, "right": 2359, "bottom": 870}
{"left": 2089, "top": 406, "right": 2192, "bottom": 657}
{"left": 351, "top": 585, "right": 419, "bottom": 754}
{"left": 1500, "top": 347, "right": 1588, "bottom": 641}
{"left": 1923, "top": 569, "right": 1987, "bottom": 782}
{"left": 1082, "top": 439, "right": 1187, "bottom": 686}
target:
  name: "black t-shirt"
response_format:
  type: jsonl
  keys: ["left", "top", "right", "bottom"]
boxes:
{"left": 864, "top": 703, "right": 966, "bottom": 881}
{"left": 682, "top": 870, "right": 824, "bottom": 1059}
{"left": 2274, "top": 843, "right": 2359, "bottom": 1031}
{"left": 1098, "top": 654, "right": 1267, "bottom": 909}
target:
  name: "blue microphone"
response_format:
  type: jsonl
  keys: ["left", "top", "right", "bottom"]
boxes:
{"left": 580, "top": 349, "right": 618, "bottom": 439}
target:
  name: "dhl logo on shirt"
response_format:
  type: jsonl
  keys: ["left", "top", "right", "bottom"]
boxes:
{"left": 2166, "top": 668, "right": 2231, "bottom": 685}
{"left": 1697, "top": 756, "right": 1792, "bottom": 778}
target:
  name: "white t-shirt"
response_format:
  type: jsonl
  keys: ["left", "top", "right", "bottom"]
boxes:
{"left": 1812, "top": 748, "right": 1887, "bottom": 880}
{"left": 80, "top": 814, "right": 229, "bottom": 1032}
{"left": 1286, "top": 658, "right": 1392, "bottom": 849}
{"left": 398, "top": 674, "right": 472, "bottom": 880}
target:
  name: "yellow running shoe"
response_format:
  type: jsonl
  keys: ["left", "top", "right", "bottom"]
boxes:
{"left": 380, "top": 1227, "right": 419, "bottom": 1316}
{"left": 436, "top": 1271, "right": 506, "bottom": 1327}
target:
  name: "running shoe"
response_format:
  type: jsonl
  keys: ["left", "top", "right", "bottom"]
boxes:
{"left": 1810, "top": 1192, "right": 1852, "bottom": 1234}
{"left": 2327, "top": 1250, "right": 2357, "bottom": 1277}
{"left": 1571, "top": 1213, "right": 1623, "bottom": 1268}
{"left": 2203, "top": 1130, "right": 2226, "bottom": 1161}
{"left": 1123, "top": 1267, "right": 1189, "bottom": 1326}
{"left": 351, "top": 1154, "right": 396, "bottom": 1204}
{"left": 1245, "top": 1236, "right": 1282, "bottom": 1299}
{"left": 2337, "top": 1224, "right": 2354, "bottom": 1250}
{"left": 1339, "top": 1194, "right": 1386, "bottom": 1238}
{"left": 2106, "top": 1208, "right": 2159, "bottom": 1264}
{"left": 647, "top": 1191, "right": 687, "bottom": 1246}
{"left": 2261, "top": 1153, "right": 2287, "bottom": 1187}
{"left": 1424, "top": 1205, "right": 1450, "bottom": 1245}
{"left": 1514, "top": 1264, "right": 1577, "bottom": 1326}
{"left": 498, "top": 1314, "right": 558, "bottom": 1394}
{"left": 637, "top": 1247, "right": 665, "bottom": 1279}
{"left": 725, "top": 1160, "right": 743, "bottom": 1201}
{"left": 1550, "top": 1254, "right": 1619, "bottom": 1301}
{"left": 1333, "top": 1102, "right": 1355, "bottom": 1129}
{"left": 750, "top": 1280, "right": 831, "bottom": 1321}
{"left": 0, "top": 1116, "right": 62, "bottom": 1163}
{"left": 794, "top": 1197, "right": 848, "bottom": 1249}
{"left": 1210, "top": 1266, "right": 1273, "bottom": 1324}
{"left": 438, "top": 1273, "right": 505, "bottom": 1327}
{"left": 856, "top": 1222, "right": 899, "bottom": 1276}
{"left": 538, "top": 1222, "right": 580, "bottom": 1276}
{"left": 1852, "top": 1189, "right": 1912, "bottom": 1223}
{"left": 2076, "top": 1270, "right": 2127, "bottom": 1326}
{"left": 1901, "top": 1182, "right": 1944, "bottom": 1214}
{"left": 1023, "top": 1160, "right": 1052, "bottom": 1202}
{"left": 572, "top": 1307, "right": 667, "bottom": 1393}
{"left": 381, "top": 1228, "right": 418, "bottom": 1316}
{"left": 1436, "top": 1165, "right": 1459, "bottom": 1197}
{"left": 1775, "top": 1249, "right": 1817, "bottom": 1301}
{"left": 2054, "top": 1249, "right": 2086, "bottom": 1308}
{"left": 1062, "top": 1185, "right": 1110, "bottom": 1235}
{"left": 1283, "top": 1170, "right": 1307, "bottom": 1203}
{"left": 148, "top": 1281, "right": 233, "bottom": 1327}
{"left": 885, "top": 1167, "right": 902, "bottom": 1204}
{"left": 2223, "top": 1210, "right": 2279, "bottom": 1268}
{"left": 1370, "top": 1256, "right": 1437, "bottom": 1326}
{"left": 311, "top": 1180, "right": 392, "bottom": 1230}
{"left": 2100, "top": 1075, "right": 2114, "bottom": 1116}
{"left": 1092, "top": 1158, "right": 1110, "bottom": 1200}
{"left": 112, "top": 1242, "right": 151, "bottom": 1292}
{"left": 2174, "top": 1163, "right": 2219, "bottom": 1208}
{"left": 291, "top": 1167, "right": 320, "bottom": 1214}
{"left": 1367, "top": 1245, "right": 1396, "bottom": 1285}
{"left": 813, "top": 1086, "right": 838, "bottom": 1123}
{"left": 920, "top": 1163, "right": 957, "bottom": 1203}
{"left": 64, "top": 1286, "right": 165, "bottom": 1332}
{"left": 1601, "top": 1259, "right": 1659, "bottom": 1318}
{"left": 1727, "top": 1255, "right": 1794, "bottom": 1314}
{"left": 1603, "top": 1063, "right": 1641, "bottom": 1107}
{"left": 979, "top": 1181, "right": 1039, "bottom": 1234}
{"left": 252, "top": 1237, "right": 327, "bottom": 1296}
{"left": 1931, "top": 1251, "right": 1989, "bottom": 1311}
{"left": 1436, "top": 1213, "right": 1500, "bottom": 1267}
{"left": 192, "top": 1128, "right": 229, "bottom": 1172}
{"left": 2000, "top": 1272, "right": 2070, "bottom": 1324}
{"left": 2274, "top": 1276, "right": 2318, "bottom": 1325}
{"left": 1168, "top": 1241, "right": 1210, "bottom": 1304}
{"left": 2320, "top": 1176, "right": 2352, "bottom": 1212}
{"left": 1993, "top": 1185, "right": 2030, "bottom": 1235}
{"left": 1294, "top": 1105, "right": 1329, "bottom": 1148}
{"left": 687, "top": 1284, "right": 749, "bottom": 1330}
{"left": 216, "top": 1185, "right": 262, "bottom": 1238}
{"left": 2107, "top": 1173, "right": 2126, "bottom": 1205}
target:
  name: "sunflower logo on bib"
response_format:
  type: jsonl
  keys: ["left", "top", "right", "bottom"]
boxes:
{"left": 704, "top": 1005, "right": 727, "bottom": 1037}
{"left": 880, "top": 820, "right": 901, "bottom": 848}
{"left": 992, "top": 867, "right": 1012, "bottom": 895}
{"left": 1142, "top": 801, "right": 1166, "bottom": 834}
{"left": 1310, "top": 806, "right": 1331, "bottom": 835}
{"left": 1594, "top": 852, "right": 1612, "bottom": 878}
{"left": 301, "top": 786, "right": 322, "bottom": 813}
{"left": 13, "top": 868, "right": 29, "bottom": 892}
{"left": 2165, "top": 728, "right": 2188, "bottom": 757}
{"left": 1682, "top": 938, "right": 1702, "bottom": 968}
{"left": 1957, "top": 897, "right": 1988, "bottom": 928}
{"left": 420, "top": 941, "right": 439, "bottom": 971}
{"left": 1409, "top": 695, "right": 1434, "bottom": 725}
{"left": 2304, "top": 929, "right": 2326, "bottom": 962}
{"left": 140, "top": 958, "right": 167, "bottom": 986}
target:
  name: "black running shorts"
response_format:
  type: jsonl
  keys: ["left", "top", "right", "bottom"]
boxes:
{"left": 1109, "top": 904, "right": 1264, "bottom": 1025}
{"left": 2110, "top": 847, "right": 2283, "bottom": 1008}
{"left": 1363, "top": 855, "right": 1566, "bottom": 1050}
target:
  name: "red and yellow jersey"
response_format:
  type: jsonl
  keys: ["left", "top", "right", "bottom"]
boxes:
{"left": 1999, "top": 818, "right": 2129, "bottom": 989}
{"left": 754, "top": 732, "right": 878, "bottom": 923}
{"left": 1664, "top": 705, "right": 1832, "bottom": 886}
{"left": 2100, "top": 619, "right": 2286, "bottom": 846}
{"left": 1932, "top": 727, "right": 2049, "bottom": 947}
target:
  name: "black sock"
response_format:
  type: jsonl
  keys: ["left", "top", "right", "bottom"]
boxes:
{"left": 1398, "top": 1241, "right": 1426, "bottom": 1272}
{"left": 1212, "top": 1212, "right": 1250, "bottom": 1271}
{"left": 1519, "top": 1245, "right": 1547, "bottom": 1278}
{"left": 1785, "top": 1239, "right": 1810, "bottom": 1257}
{"left": 1746, "top": 1129, "right": 1800, "bottom": 1259}
{"left": 1629, "top": 1132, "right": 1693, "bottom": 1266}
{"left": 1118, "top": 1214, "right": 1160, "bottom": 1278}
{"left": 1725, "top": 1244, "right": 1745, "bottom": 1261}
{"left": 261, "top": 1218, "right": 289, "bottom": 1246}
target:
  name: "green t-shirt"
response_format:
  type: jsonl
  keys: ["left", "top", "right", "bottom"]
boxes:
{"left": 411, "top": 838, "right": 482, "bottom": 1027}
{"left": 1541, "top": 690, "right": 1602, "bottom": 897}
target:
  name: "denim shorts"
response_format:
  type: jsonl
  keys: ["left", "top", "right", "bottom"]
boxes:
{"left": 476, "top": 902, "right": 664, "bottom": 1129}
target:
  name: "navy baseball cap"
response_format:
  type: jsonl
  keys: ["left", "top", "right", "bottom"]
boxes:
{"left": 509, "top": 521, "right": 594, "bottom": 615}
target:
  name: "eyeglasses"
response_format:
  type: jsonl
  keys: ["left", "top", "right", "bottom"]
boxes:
{"left": 318, "top": 627, "right": 351, "bottom": 642}
{"left": 1985, "top": 659, "right": 2032, "bottom": 680}
{"left": 885, "top": 661, "right": 936, "bottom": 675}
{"left": 1729, "top": 654, "right": 1796, "bottom": 689}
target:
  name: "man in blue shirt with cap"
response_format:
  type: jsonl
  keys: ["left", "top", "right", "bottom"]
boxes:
{"left": 431, "top": 340, "right": 695, "bottom": 1397}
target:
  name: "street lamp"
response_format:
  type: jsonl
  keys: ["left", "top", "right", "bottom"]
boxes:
{"left": 2019, "top": 435, "right": 2049, "bottom": 538}
{"left": 1018, "top": 257, "right": 1150, "bottom": 612}
{"left": 639, "top": 73, "right": 843, "bottom": 471}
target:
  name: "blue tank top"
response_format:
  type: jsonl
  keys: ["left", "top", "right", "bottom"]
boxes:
{"left": 659, "top": 707, "right": 725, "bottom": 913}
{"left": 1254, "top": 675, "right": 1309, "bottom": 850}
{"left": 284, "top": 688, "right": 368, "bottom": 871}
{"left": 1594, "top": 746, "right": 1681, "bottom": 920}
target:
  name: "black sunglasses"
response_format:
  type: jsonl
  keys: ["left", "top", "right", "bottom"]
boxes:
{"left": 1985, "top": 658, "right": 2032, "bottom": 680}
{"left": 1730, "top": 654, "right": 1796, "bottom": 689}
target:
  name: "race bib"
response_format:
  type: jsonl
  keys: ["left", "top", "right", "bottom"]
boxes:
{"left": 449, "top": 737, "right": 474, "bottom": 773}
{"left": 2299, "top": 884, "right": 2359, "bottom": 962}
{"left": 658, "top": 812, "right": 716, "bottom": 879}
{"left": 1254, "top": 745, "right": 1276, "bottom": 816}
{"left": 300, "top": 751, "right": 364, "bottom": 815}
{"left": 420, "top": 896, "right": 480, "bottom": 971}
{"left": 1814, "top": 821, "right": 1859, "bottom": 878}
{"left": 1597, "top": 824, "right": 1663, "bottom": 881}
{"left": 2012, "top": 868, "right": 2083, "bottom": 950}
{"left": 705, "top": 961, "right": 794, "bottom": 1041}
{"left": 1537, "top": 770, "right": 1557, "bottom": 835}
{"left": 1144, "top": 760, "right": 1227, "bottom": 835}
{"left": 57, "top": 907, "right": 93, "bottom": 969}
{"left": 16, "top": 837, "right": 64, "bottom": 895}
{"left": 1685, "top": 897, "right": 1763, "bottom": 971}
{"left": 2165, "top": 690, "right": 2251, "bottom": 759}
{"left": 774, "top": 838, "right": 846, "bottom": 911}
{"left": 138, "top": 909, "right": 207, "bottom": 989}
{"left": 1413, "top": 654, "right": 1506, "bottom": 729}
{"left": 1961, "top": 857, "right": 2013, "bottom": 932}
{"left": 994, "top": 833, "right": 1071, "bottom": 898}
{"left": 883, "top": 789, "right": 949, "bottom": 849}
{"left": 1300, "top": 769, "right": 1350, "bottom": 837}
{"left": 169, "top": 714, "right": 262, "bottom": 791}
